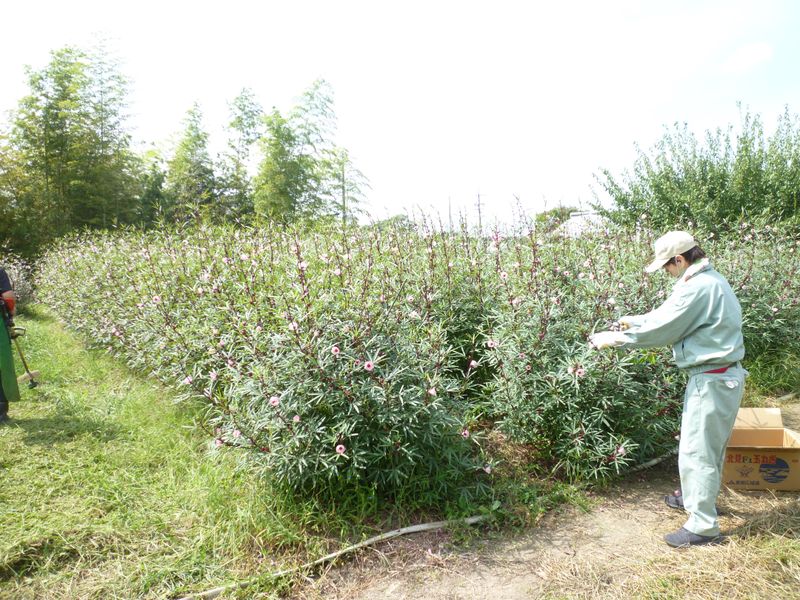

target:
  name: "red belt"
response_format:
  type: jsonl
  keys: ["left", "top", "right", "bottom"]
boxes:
{"left": 704, "top": 366, "right": 730, "bottom": 374}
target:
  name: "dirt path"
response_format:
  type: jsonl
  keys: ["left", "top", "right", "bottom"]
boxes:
{"left": 294, "top": 402, "right": 800, "bottom": 600}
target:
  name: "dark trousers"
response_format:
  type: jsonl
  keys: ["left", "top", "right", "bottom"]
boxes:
{"left": 0, "top": 369, "right": 7, "bottom": 418}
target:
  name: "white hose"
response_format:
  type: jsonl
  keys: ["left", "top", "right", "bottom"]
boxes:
{"left": 176, "top": 514, "right": 489, "bottom": 600}
{"left": 629, "top": 447, "right": 679, "bottom": 473}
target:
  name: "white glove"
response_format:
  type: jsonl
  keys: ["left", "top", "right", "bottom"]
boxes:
{"left": 589, "top": 330, "right": 627, "bottom": 350}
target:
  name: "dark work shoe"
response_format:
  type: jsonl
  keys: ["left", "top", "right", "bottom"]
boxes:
{"left": 664, "top": 527, "right": 724, "bottom": 548}
{"left": 664, "top": 491, "right": 723, "bottom": 514}
{"left": 665, "top": 492, "right": 684, "bottom": 510}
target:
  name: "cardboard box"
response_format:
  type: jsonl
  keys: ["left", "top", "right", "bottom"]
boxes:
{"left": 723, "top": 407, "right": 800, "bottom": 491}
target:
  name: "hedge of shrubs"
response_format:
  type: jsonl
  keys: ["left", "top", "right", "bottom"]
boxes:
{"left": 35, "top": 221, "right": 800, "bottom": 497}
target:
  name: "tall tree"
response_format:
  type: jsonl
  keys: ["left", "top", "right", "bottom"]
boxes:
{"left": 253, "top": 109, "right": 314, "bottom": 221}
{"left": 163, "top": 103, "right": 216, "bottom": 222}
{"left": 217, "top": 88, "right": 263, "bottom": 221}
{"left": 324, "top": 147, "right": 368, "bottom": 224}
{"left": 80, "top": 40, "right": 141, "bottom": 228}
{"left": 253, "top": 79, "right": 368, "bottom": 224}
{"left": 138, "top": 149, "right": 167, "bottom": 227}
{"left": 16, "top": 47, "right": 92, "bottom": 237}
{"left": 0, "top": 44, "right": 141, "bottom": 255}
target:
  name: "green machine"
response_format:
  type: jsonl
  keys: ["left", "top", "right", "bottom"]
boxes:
{"left": 0, "top": 305, "right": 21, "bottom": 404}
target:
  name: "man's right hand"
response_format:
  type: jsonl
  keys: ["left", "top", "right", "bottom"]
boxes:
{"left": 589, "top": 331, "right": 627, "bottom": 350}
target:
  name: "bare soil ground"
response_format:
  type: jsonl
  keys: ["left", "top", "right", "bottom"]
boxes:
{"left": 292, "top": 403, "right": 800, "bottom": 600}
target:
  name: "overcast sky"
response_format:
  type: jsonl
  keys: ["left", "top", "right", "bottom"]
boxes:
{"left": 2, "top": 1, "right": 798, "bottom": 225}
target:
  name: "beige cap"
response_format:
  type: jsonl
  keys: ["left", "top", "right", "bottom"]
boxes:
{"left": 645, "top": 231, "right": 696, "bottom": 273}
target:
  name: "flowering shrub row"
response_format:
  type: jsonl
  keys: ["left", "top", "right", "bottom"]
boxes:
{"left": 35, "top": 222, "right": 800, "bottom": 493}
{"left": 37, "top": 223, "right": 492, "bottom": 499}
{"left": 1, "top": 253, "right": 34, "bottom": 312}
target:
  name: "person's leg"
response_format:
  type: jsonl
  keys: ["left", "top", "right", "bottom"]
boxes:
{"left": 678, "top": 370, "right": 744, "bottom": 537}
{"left": 0, "top": 369, "right": 8, "bottom": 422}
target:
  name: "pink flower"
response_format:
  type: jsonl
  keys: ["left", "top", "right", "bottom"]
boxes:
{"left": 525, "top": 364, "right": 532, "bottom": 371}
{"left": 500, "top": 271, "right": 508, "bottom": 280}
{"left": 288, "top": 321, "right": 299, "bottom": 331}
{"left": 333, "top": 268, "right": 342, "bottom": 276}
{"left": 616, "top": 445, "right": 626, "bottom": 456}
{"left": 209, "top": 371, "right": 218, "bottom": 382}
{"left": 299, "top": 260, "right": 308, "bottom": 271}
{"left": 576, "top": 368, "right": 586, "bottom": 378}
{"left": 354, "top": 359, "right": 361, "bottom": 367}
{"left": 152, "top": 295, "right": 161, "bottom": 304}
{"left": 269, "top": 396, "right": 280, "bottom": 407}
{"left": 215, "top": 439, "right": 224, "bottom": 447}
{"left": 364, "top": 361, "right": 374, "bottom": 372}
{"left": 483, "top": 464, "right": 492, "bottom": 474}
{"left": 293, "top": 415, "right": 301, "bottom": 423}
{"left": 183, "top": 376, "right": 193, "bottom": 385}
{"left": 379, "top": 294, "right": 386, "bottom": 302}
{"left": 331, "top": 345, "right": 341, "bottom": 355}
{"left": 428, "top": 387, "right": 437, "bottom": 396}
{"left": 567, "top": 366, "right": 575, "bottom": 375}
{"left": 336, "top": 444, "right": 346, "bottom": 454}
{"left": 618, "top": 282, "right": 625, "bottom": 289}
{"left": 518, "top": 353, "right": 526, "bottom": 359}
{"left": 461, "top": 429, "right": 470, "bottom": 439}
{"left": 469, "top": 360, "right": 478, "bottom": 369}
{"left": 233, "top": 429, "right": 241, "bottom": 438}
{"left": 486, "top": 340, "right": 498, "bottom": 349}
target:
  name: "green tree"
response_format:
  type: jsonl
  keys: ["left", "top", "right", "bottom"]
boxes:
{"left": 138, "top": 149, "right": 167, "bottom": 227}
{"left": 79, "top": 41, "right": 142, "bottom": 228}
{"left": 253, "top": 109, "right": 316, "bottom": 221}
{"left": 217, "top": 88, "right": 263, "bottom": 222}
{"left": 324, "top": 147, "right": 368, "bottom": 224}
{"left": 163, "top": 103, "right": 216, "bottom": 222}
{"left": 0, "top": 44, "right": 141, "bottom": 256}
{"left": 595, "top": 106, "right": 800, "bottom": 234}
{"left": 253, "top": 79, "right": 368, "bottom": 224}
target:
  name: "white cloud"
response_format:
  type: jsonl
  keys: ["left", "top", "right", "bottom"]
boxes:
{"left": 721, "top": 42, "right": 774, "bottom": 74}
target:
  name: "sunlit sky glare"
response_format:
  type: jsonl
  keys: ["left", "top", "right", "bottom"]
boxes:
{"left": 2, "top": 0, "right": 799, "bottom": 225}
